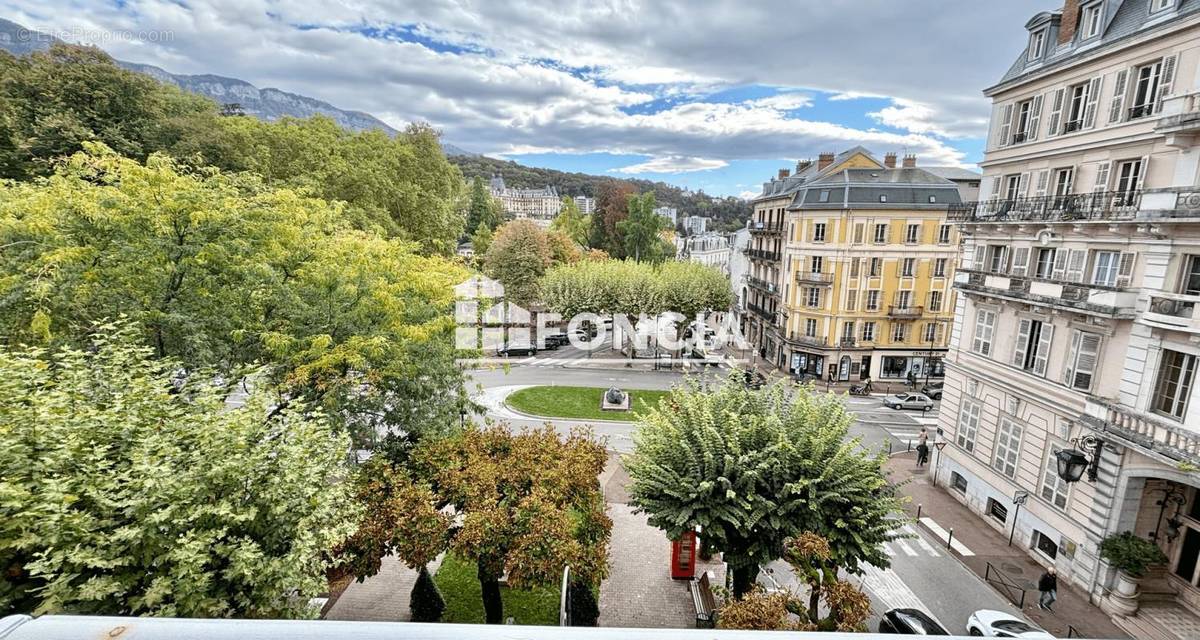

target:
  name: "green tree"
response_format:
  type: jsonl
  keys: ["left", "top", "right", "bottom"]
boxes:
{"left": 592, "top": 181, "right": 637, "bottom": 257}
{"left": 551, "top": 196, "right": 590, "bottom": 247}
{"left": 471, "top": 221, "right": 494, "bottom": 258}
{"left": 0, "top": 321, "right": 359, "bottom": 617}
{"left": 625, "top": 376, "right": 905, "bottom": 597}
{"left": 483, "top": 220, "right": 552, "bottom": 307}
{"left": 466, "top": 177, "right": 501, "bottom": 234}
{"left": 617, "top": 192, "right": 668, "bottom": 262}
{"left": 546, "top": 229, "right": 583, "bottom": 266}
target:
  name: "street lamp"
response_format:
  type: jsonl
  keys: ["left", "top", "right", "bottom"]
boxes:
{"left": 1154, "top": 485, "right": 1188, "bottom": 543}
{"left": 1055, "top": 435, "right": 1104, "bottom": 483}
{"left": 932, "top": 432, "right": 948, "bottom": 485}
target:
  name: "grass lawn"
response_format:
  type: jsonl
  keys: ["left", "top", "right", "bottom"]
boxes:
{"left": 434, "top": 553, "right": 559, "bottom": 625}
{"left": 505, "top": 385, "right": 670, "bottom": 421}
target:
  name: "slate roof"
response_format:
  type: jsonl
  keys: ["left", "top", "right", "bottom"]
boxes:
{"left": 787, "top": 168, "right": 962, "bottom": 211}
{"left": 924, "top": 166, "right": 983, "bottom": 182}
{"left": 993, "top": 0, "right": 1200, "bottom": 92}
{"left": 753, "top": 145, "right": 877, "bottom": 201}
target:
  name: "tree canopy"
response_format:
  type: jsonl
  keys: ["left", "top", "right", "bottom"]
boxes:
{"left": 483, "top": 219, "right": 552, "bottom": 307}
{"left": 540, "top": 259, "right": 732, "bottom": 320}
{"left": 617, "top": 192, "right": 670, "bottom": 262}
{"left": 625, "top": 375, "right": 905, "bottom": 596}
{"left": 550, "top": 196, "right": 590, "bottom": 247}
{"left": 0, "top": 322, "right": 359, "bottom": 617}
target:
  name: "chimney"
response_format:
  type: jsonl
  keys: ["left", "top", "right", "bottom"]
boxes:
{"left": 902, "top": 154, "right": 917, "bottom": 168}
{"left": 778, "top": 168, "right": 791, "bottom": 179}
{"left": 796, "top": 159, "right": 813, "bottom": 173}
{"left": 818, "top": 152, "right": 835, "bottom": 171}
{"left": 1058, "top": 0, "right": 1081, "bottom": 44}
{"left": 884, "top": 152, "right": 897, "bottom": 169}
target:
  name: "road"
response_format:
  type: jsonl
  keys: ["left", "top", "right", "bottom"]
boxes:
{"left": 466, "top": 351, "right": 1022, "bottom": 634}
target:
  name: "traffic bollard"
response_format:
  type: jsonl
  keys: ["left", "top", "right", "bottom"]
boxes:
{"left": 916, "top": 503, "right": 922, "bottom": 520}
{"left": 946, "top": 528, "right": 954, "bottom": 550}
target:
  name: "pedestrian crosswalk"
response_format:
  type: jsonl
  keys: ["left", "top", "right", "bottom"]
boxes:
{"left": 881, "top": 524, "right": 942, "bottom": 558}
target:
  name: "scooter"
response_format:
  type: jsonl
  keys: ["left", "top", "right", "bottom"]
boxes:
{"left": 849, "top": 381, "right": 873, "bottom": 396}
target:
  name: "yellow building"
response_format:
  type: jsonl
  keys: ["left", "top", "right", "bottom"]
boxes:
{"left": 780, "top": 148, "right": 966, "bottom": 383}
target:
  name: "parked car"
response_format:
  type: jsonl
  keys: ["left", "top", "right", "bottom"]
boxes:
{"left": 965, "top": 610, "right": 1054, "bottom": 638}
{"left": 542, "top": 333, "right": 568, "bottom": 349}
{"left": 921, "top": 381, "right": 944, "bottom": 400}
{"left": 496, "top": 342, "right": 537, "bottom": 357}
{"left": 883, "top": 392, "right": 935, "bottom": 411}
{"left": 878, "top": 608, "right": 949, "bottom": 635}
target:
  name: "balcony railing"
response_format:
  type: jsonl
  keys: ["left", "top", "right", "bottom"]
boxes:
{"left": 1141, "top": 290, "right": 1200, "bottom": 334}
{"left": 747, "top": 276, "right": 778, "bottom": 294}
{"left": 948, "top": 190, "right": 1142, "bottom": 223}
{"left": 1010, "top": 131, "right": 1028, "bottom": 144}
{"left": 795, "top": 271, "right": 834, "bottom": 285}
{"left": 888, "top": 305, "right": 924, "bottom": 318}
{"left": 1156, "top": 90, "right": 1200, "bottom": 135}
{"left": 787, "top": 334, "right": 828, "bottom": 348}
{"left": 1062, "top": 119, "right": 1083, "bottom": 133}
{"left": 956, "top": 268, "right": 1137, "bottom": 318}
{"left": 1128, "top": 103, "right": 1156, "bottom": 121}
{"left": 838, "top": 337, "right": 858, "bottom": 348}
{"left": 749, "top": 221, "right": 784, "bottom": 234}
{"left": 746, "top": 248, "right": 782, "bottom": 262}
{"left": 1083, "top": 397, "right": 1200, "bottom": 467}
{"left": 747, "top": 302, "right": 776, "bottom": 322}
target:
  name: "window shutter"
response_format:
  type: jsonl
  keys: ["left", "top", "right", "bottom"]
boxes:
{"left": 974, "top": 245, "right": 987, "bottom": 270}
{"left": 989, "top": 176, "right": 1002, "bottom": 200}
{"left": 1028, "top": 94, "right": 1044, "bottom": 140}
{"left": 1052, "top": 249, "right": 1068, "bottom": 280}
{"left": 1066, "top": 249, "right": 1087, "bottom": 282}
{"left": 1083, "top": 76, "right": 1103, "bottom": 129}
{"left": 1067, "top": 331, "right": 1101, "bottom": 390}
{"left": 997, "top": 103, "right": 1014, "bottom": 147}
{"left": 1109, "top": 69, "right": 1129, "bottom": 123}
{"left": 1013, "top": 318, "right": 1032, "bottom": 367}
{"left": 1017, "top": 172, "right": 1030, "bottom": 199}
{"left": 1012, "top": 247, "right": 1031, "bottom": 276}
{"left": 1047, "top": 88, "right": 1065, "bottom": 137}
{"left": 1157, "top": 54, "right": 1178, "bottom": 113}
{"left": 1093, "top": 161, "right": 1111, "bottom": 193}
{"left": 1116, "top": 252, "right": 1136, "bottom": 287}
{"left": 1033, "top": 324, "right": 1054, "bottom": 376}
{"left": 1133, "top": 155, "right": 1150, "bottom": 192}
{"left": 1035, "top": 170, "right": 1050, "bottom": 197}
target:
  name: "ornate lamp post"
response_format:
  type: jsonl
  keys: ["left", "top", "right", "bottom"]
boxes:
{"left": 1153, "top": 485, "right": 1188, "bottom": 543}
{"left": 932, "top": 432, "right": 948, "bottom": 485}
{"left": 1055, "top": 435, "right": 1104, "bottom": 483}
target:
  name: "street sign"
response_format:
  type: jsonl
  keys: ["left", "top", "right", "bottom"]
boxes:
{"left": 1013, "top": 490, "right": 1029, "bottom": 505}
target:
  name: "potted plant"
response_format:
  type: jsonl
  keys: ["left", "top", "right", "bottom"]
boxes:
{"left": 1098, "top": 532, "right": 1167, "bottom": 616}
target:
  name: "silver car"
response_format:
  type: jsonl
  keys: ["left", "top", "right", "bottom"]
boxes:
{"left": 883, "top": 392, "right": 934, "bottom": 411}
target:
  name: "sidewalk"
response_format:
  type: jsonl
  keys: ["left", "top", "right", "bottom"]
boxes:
{"left": 885, "top": 451, "right": 1127, "bottom": 639}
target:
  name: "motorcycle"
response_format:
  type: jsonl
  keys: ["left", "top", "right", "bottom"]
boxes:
{"left": 849, "top": 381, "right": 873, "bottom": 396}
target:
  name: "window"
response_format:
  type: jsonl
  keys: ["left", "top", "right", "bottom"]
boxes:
{"left": 1041, "top": 446, "right": 1071, "bottom": 510}
{"left": 956, "top": 400, "right": 980, "bottom": 452}
{"left": 1004, "top": 174, "right": 1022, "bottom": 200}
{"left": 1064, "top": 82, "right": 1089, "bottom": 132}
{"left": 972, "top": 308, "right": 996, "bottom": 356}
{"left": 869, "top": 258, "right": 882, "bottom": 277}
{"left": 902, "top": 258, "right": 916, "bottom": 277}
{"left": 934, "top": 258, "right": 948, "bottom": 277}
{"left": 846, "top": 290, "right": 858, "bottom": 311}
{"left": 843, "top": 321, "right": 855, "bottom": 341}
{"left": 874, "top": 224, "right": 888, "bottom": 244}
{"left": 1182, "top": 255, "right": 1200, "bottom": 295}
{"left": 879, "top": 195, "right": 888, "bottom": 203}
{"left": 806, "top": 287, "right": 821, "bottom": 308}
{"left": 810, "top": 256, "right": 823, "bottom": 273}
{"left": 905, "top": 224, "right": 920, "bottom": 244}
{"left": 805, "top": 318, "right": 818, "bottom": 337}
{"left": 853, "top": 223, "right": 865, "bottom": 244}
{"left": 929, "top": 290, "right": 944, "bottom": 312}
{"left": 993, "top": 417, "right": 1024, "bottom": 479}
{"left": 1035, "top": 248, "right": 1057, "bottom": 278}
{"left": 1130, "top": 60, "right": 1163, "bottom": 120}
{"left": 988, "top": 245, "right": 1009, "bottom": 274}
{"left": 1028, "top": 29, "right": 1046, "bottom": 62}
{"left": 892, "top": 322, "right": 907, "bottom": 342}
{"left": 812, "top": 222, "right": 827, "bottom": 242}
{"left": 849, "top": 257, "right": 860, "bottom": 278}
{"left": 924, "top": 322, "right": 940, "bottom": 343}
{"left": 896, "top": 290, "right": 912, "bottom": 309}
{"left": 1153, "top": 0, "right": 1175, "bottom": 12}
{"left": 866, "top": 290, "right": 881, "bottom": 311}
{"left": 951, "top": 471, "right": 968, "bottom": 493}
{"left": 1053, "top": 167, "right": 1074, "bottom": 200}
{"left": 1033, "top": 530, "right": 1059, "bottom": 560}
{"left": 861, "top": 322, "right": 876, "bottom": 341}
{"left": 1066, "top": 330, "right": 1102, "bottom": 391}
{"left": 937, "top": 224, "right": 951, "bottom": 244}
{"left": 1091, "top": 251, "right": 1119, "bottom": 286}
{"left": 1081, "top": 2, "right": 1103, "bottom": 39}
{"left": 1012, "top": 318, "right": 1053, "bottom": 376}
{"left": 1153, "top": 349, "right": 1197, "bottom": 420}
{"left": 1012, "top": 98, "right": 1034, "bottom": 143}
{"left": 987, "top": 498, "right": 1009, "bottom": 523}
{"left": 818, "top": 190, "right": 830, "bottom": 203}
{"left": 928, "top": 195, "right": 937, "bottom": 204}
{"left": 1114, "top": 159, "right": 1143, "bottom": 204}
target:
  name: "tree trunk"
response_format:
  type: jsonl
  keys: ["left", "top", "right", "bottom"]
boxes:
{"left": 731, "top": 564, "right": 759, "bottom": 599}
{"left": 477, "top": 559, "right": 504, "bottom": 624}
{"left": 807, "top": 582, "right": 821, "bottom": 623}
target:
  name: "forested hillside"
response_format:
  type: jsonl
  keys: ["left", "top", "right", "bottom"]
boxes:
{"left": 451, "top": 155, "right": 751, "bottom": 232}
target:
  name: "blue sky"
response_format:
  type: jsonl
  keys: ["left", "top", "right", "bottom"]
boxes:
{"left": 3, "top": 0, "right": 1049, "bottom": 197}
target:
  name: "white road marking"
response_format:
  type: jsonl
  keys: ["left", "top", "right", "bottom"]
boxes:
{"left": 919, "top": 517, "right": 975, "bottom": 556}
{"left": 881, "top": 543, "right": 896, "bottom": 557}
{"left": 896, "top": 539, "right": 919, "bottom": 557}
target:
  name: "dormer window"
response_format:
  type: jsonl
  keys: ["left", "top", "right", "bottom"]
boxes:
{"left": 1081, "top": 2, "right": 1103, "bottom": 39}
{"left": 1028, "top": 30, "right": 1046, "bottom": 62}
{"left": 1151, "top": 0, "right": 1174, "bottom": 13}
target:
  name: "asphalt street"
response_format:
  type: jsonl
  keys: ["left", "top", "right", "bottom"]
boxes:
{"left": 467, "top": 351, "right": 1022, "bottom": 634}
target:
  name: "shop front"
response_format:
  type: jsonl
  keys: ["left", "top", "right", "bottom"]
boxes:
{"left": 790, "top": 351, "right": 824, "bottom": 379}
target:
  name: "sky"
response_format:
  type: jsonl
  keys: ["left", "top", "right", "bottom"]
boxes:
{"left": 1, "top": 0, "right": 1052, "bottom": 197}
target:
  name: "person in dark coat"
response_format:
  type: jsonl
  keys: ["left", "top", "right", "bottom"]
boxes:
{"left": 916, "top": 442, "right": 930, "bottom": 467}
{"left": 1038, "top": 567, "right": 1058, "bottom": 611}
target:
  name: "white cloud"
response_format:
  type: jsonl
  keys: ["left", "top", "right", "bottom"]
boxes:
{"left": 869, "top": 98, "right": 991, "bottom": 139}
{"left": 737, "top": 190, "right": 758, "bottom": 200}
{"left": 611, "top": 156, "right": 728, "bottom": 174}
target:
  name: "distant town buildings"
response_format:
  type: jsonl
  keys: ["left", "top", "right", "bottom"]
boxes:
{"left": 574, "top": 195, "right": 596, "bottom": 216}
{"left": 676, "top": 232, "right": 731, "bottom": 275}
{"left": 681, "top": 215, "right": 708, "bottom": 235}
{"left": 489, "top": 174, "right": 562, "bottom": 225}
{"left": 654, "top": 206, "right": 678, "bottom": 226}
{"left": 728, "top": 227, "right": 751, "bottom": 318}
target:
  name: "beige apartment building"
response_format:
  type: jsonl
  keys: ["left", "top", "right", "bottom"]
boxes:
{"left": 938, "top": 1, "right": 1200, "bottom": 635}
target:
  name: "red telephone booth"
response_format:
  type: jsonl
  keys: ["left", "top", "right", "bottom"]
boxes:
{"left": 670, "top": 530, "right": 697, "bottom": 579}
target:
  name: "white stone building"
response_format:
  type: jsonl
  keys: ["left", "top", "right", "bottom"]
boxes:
{"left": 654, "top": 206, "right": 678, "bottom": 226}
{"left": 678, "top": 233, "right": 732, "bottom": 275}
{"left": 574, "top": 195, "right": 596, "bottom": 216}
{"left": 489, "top": 174, "right": 562, "bottom": 225}
{"left": 938, "top": 1, "right": 1200, "bottom": 634}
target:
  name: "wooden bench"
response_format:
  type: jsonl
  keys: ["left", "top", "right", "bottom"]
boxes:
{"left": 690, "top": 571, "right": 716, "bottom": 628}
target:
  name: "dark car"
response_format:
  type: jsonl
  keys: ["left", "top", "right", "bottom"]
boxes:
{"left": 879, "top": 608, "right": 949, "bottom": 635}
{"left": 921, "top": 381, "right": 944, "bottom": 400}
{"left": 742, "top": 371, "right": 767, "bottom": 389}
{"left": 542, "top": 333, "right": 568, "bottom": 349}
{"left": 497, "top": 342, "right": 537, "bottom": 357}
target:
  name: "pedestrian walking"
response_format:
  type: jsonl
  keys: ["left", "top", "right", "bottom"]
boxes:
{"left": 916, "top": 442, "right": 929, "bottom": 467}
{"left": 907, "top": 370, "right": 916, "bottom": 387}
{"left": 1038, "top": 568, "right": 1058, "bottom": 612}
{"left": 917, "top": 427, "right": 928, "bottom": 446}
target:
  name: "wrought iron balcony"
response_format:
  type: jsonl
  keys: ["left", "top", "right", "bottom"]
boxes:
{"left": 1010, "top": 131, "right": 1028, "bottom": 144}
{"left": 1140, "top": 291, "right": 1200, "bottom": 335}
{"left": 746, "top": 248, "right": 782, "bottom": 262}
{"left": 746, "top": 302, "right": 776, "bottom": 322}
{"left": 838, "top": 337, "right": 858, "bottom": 348}
{"left": 955, "top": 268, "right": 1137, "bottom": 318}
{"left": 786, "top": 334, "right": 828, "bottom": 348}
{"left": 887, "top": 305, "right": 924, "bottom": 318}
{"left": 1062, "top": 119, "right": 1083, "bottom": 133}
{"left": 749, "top": 220, "right": 784, "bottom": 235}
{"left": 1082, "top": 397, "right": 1200, "bottom": 468}
{"left": 795, "top": 271, "right": 834, "bottom": 285}
{"left": 747, "top": 276, "right": 778, "bottom": 294}
{"left": 1128, "top": 103, "right": 1155, "bottom": 121}
{"left": 948, "top": 190, "right": 1142, "bottom": 223}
